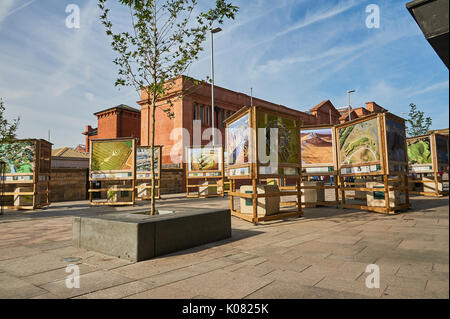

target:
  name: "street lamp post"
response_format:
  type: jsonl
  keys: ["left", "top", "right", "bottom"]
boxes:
{"left": 347, "top": 89, "right": 356, "bottom": 121}
{"left": 210, "top": 27, "right": 222, "bottom": 146}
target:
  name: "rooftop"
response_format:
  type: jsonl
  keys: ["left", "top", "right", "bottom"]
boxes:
{"left": 94, "top": 104, "right": 141, "bottom": 116}
{"left": 52, "top": 147, "right": 90, "bottom": 158}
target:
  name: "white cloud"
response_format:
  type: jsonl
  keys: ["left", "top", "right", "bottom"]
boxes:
{"left": 407, "top": 80, "right": 449, "bottom": 97}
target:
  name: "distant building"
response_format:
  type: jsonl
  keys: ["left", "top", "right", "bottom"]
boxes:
{"left": 81, "top": 76, "right": 390, "bottom": 168}
{"left": 82, "top": 104, "right": 141, "bottom": 152}
{"left": 338, "top": 102, "right": 387, "bottom": 123}
{"left": 138, "top": 76, "right": 388, "bottom": 166}
{"left": 52, "top": 147, "right": 90, "bottom": 168}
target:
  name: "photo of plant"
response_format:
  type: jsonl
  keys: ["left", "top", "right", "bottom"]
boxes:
{"left": 136, "top": 147, "right": 159, "bottom": 172}
{"left": 338, "top": 118, "right": 380, "bottom": 165}
{"left": 91, "top": 140, "right": 134, "bottom": 171}
{"left": 0, "top": 141, "right": 35, "bottom": 174}
{"left": 257, "top": 112, "right": 298, "bottom": 164}
{"left": 385, "top": 118, "right": 407, "bottom": 163}
{"left": 227, "top": 113, "right": 249, "bottom": 166}
{"left": 407, "top": 137, "right": 432, "bottom": 165}
{"left": 189, "top": 147, "right": 221, "bottom": 171}
{"left": 301, "top": 128, "right": 333, "bottom": 165}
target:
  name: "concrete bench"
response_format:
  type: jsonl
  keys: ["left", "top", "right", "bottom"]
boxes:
{"left": 72, "top": 208, "right": 231, "bottom": 262}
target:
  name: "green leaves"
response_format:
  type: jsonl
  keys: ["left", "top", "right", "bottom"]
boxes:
{"left": 406, "top": 103, "right": 432, "bottom": 137}
{"left": 98, "top": 0, "right": 239, "bottom": 104}
{"left": 0, "top": 98, "right": 20, "bottom": 144}
{"left": 98, "top": 0, "right": 239, "bottom": 214}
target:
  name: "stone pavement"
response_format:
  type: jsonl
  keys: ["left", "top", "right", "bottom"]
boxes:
{"left": 0, "top": 194, "right": 448, "bottom": 299}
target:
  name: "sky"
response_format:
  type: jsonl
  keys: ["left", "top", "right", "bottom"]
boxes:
{"left": 0, "top": 0, "right": 448, "bottom": 148}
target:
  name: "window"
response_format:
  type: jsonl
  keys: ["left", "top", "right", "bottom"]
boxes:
{"left": 193, "top": 103, "right": 198, "bottom": 120}
{"left": 215, "top": 106, "right": 220, "bottom": 128}
{"left": 206, "top": 105, "right": 210, "bottom": 126}
{"left": 200, "top": 105, "right": 205, "bottom": 124}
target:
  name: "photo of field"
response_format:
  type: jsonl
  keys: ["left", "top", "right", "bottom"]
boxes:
{"left": 0, "top": 141, "right": 35, "bottom": 174}
{"left": 435, "top": 135, "right": 448, "bottom": 164}
{"left": 136, "top": 147, "right": 159, "bottom": 172}
{"left": 338, "top": 118, "right": 380, "bottom": 165}
{"left": 189, "top": 147, "right": 221, "bottom": 171}
{"left": 257, "top": 112, "right": 298, "bottom": 164}
{"left": 227, "top": 113, "right": 249, "bottom": 166}
{"left": 407, "top": 137, "right": 432, "bottom": 165}
{"left": 301, "top": 128, "right": 333, "bottom": 165}
{"left": 385, "top": 118, "right": 407, "bottom": 163}
{"left": 91, "top": 140, "right": 134, "bottom": 171}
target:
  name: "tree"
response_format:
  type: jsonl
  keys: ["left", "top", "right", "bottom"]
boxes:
{"left": 405, "top": 103, "right": 432, "bottom": 137}
{"left": 98, "top": 0, "right": 238, "bottom": 215}
{"left": 0, "top": 98, "right": 19, "bottom": 144}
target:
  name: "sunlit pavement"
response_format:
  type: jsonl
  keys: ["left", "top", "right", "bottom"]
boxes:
{"left": 0, "top": 194, "right": 448, "bottom": 299}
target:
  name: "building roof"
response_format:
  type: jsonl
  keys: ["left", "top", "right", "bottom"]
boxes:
{"left": 52, "top": 147, "right": 90, "bottom": 158}
{"left": 94, "top": 104, "right": 140, "bottom": 116}
{"left": 309, "top": 100, "right": 329, "bottom": 112}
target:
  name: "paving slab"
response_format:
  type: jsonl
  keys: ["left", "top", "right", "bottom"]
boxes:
{"left": 157, "top": 269, "right": 273, "bottom": 299}
{"left": 40, "top": 270, "right": 132, "bottom": 299}
{"left": 0, "top": 273, "right": 47, "bottom": 299}
{"left": 0, "top": 195, "right": 447, "bottom": 299}
{"left": 74, "top": 281, "right": 154, "bottom": 299}
{"left": 0, "top": 252, "right": 72, "bottom": 277}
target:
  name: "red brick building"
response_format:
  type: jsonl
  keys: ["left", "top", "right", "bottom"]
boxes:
{"left": 338, "top": 102, "right": 387, "bottom": 123}
{"left": 138, "top": 76, "right": 348, "bottom": 166}
{"left": 82, "top": 104, "right": 141, "bottom": 152}
{"left": 83, "top": 77, "right": 389, "bottom": 167}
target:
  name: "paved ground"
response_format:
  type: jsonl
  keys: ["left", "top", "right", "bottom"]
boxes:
{"left": 0, "top": 194, "right": 448, "bottom": 299}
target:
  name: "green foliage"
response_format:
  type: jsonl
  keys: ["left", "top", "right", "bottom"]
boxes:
{"left": 98, "top": 0, "right": 238, "bottom": 117}
{"left": 407, "top": 139, "right": 432, "bottom": 164}
{"left": 406, "top": 103, "right": 432, "bottom": 137}
{"left": 98, "top": 0, "right": 238, "bottom": 214}
{"left": 0, "top": 98, "right": 20, "bottom": 144}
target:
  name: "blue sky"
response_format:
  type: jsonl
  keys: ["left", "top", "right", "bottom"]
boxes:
{"left": 0, "top": 0, "right": 448, "bottom": 148}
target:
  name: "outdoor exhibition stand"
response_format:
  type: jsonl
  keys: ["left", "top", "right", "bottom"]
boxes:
{"left": 335, "top": 112, "right": 410, "bottom": 214}
{"left": 135, "top": 145, "right": 162, "bottom": 200}
{"left": 0, "top": 139, "right": 52, "bottom": 210}
{"left": 185, "top": 145, "right": 225, "bottom": 198}
{"left": 296, "top": 124, "right": 340, "bottom": 208}
{"left": 407, "top": 133, "right": 449, "bottom": 196}
{"left": 89, "top": 138, "right": 136, "bottom": 206}
{"left": 224, "top": 105, "right": 303, "bottom": 224}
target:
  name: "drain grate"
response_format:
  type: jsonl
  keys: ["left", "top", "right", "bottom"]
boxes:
{"left": 61, "top": 257, "right": 81, "bottom": 263}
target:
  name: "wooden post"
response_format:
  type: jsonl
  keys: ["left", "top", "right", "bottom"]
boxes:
{"left": 252, "top": 177, "right": 257, "bottom": 224}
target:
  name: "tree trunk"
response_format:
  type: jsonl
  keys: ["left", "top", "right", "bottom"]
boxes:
{"left": 150, "top": 95, "right": 157, "bottom": 216}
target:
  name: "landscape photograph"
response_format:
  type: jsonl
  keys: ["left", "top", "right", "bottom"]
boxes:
{"left": 91, "top": 140, "right": 133, "bottom": 171}
{"left": 338, "top": 118, "right": 380, "bottom": 166}
{"left": 301, "top": 128, "right": 334, "bottom": 166}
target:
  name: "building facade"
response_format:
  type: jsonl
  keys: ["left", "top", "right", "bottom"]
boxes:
{"left": 82, "top": 104, "right": 141, "bottom": 152}
{"left": 138, "top": 76, "right": 350, "bottom": 166}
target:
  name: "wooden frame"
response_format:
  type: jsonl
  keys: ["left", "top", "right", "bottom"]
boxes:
{"left": 185, "top": 145, "right": 225, "bottom": 198}
{"left": 135, "top": 145, "right": 162, "bottom": 200}
{"left": 88, "top": 138, "right": 136, "bottom": 206}
{"left": 335, "top": 113, "right": 410, "bottom": 214}
{"left": 296, "top": 124, "right": 340, "bottom": 208}
{"left": 407, "top": 132, "right": 449, "bottom": 196}
{"left": 0, "top": 139, "right": 52, "bottom": 211}
{"left": 224, "top": 105, "right": 303, "bottom": 224}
